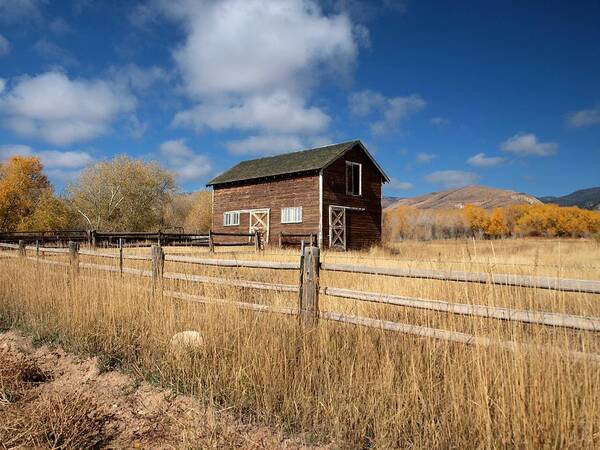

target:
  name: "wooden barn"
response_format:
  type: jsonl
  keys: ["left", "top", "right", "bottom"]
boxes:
{"left": 207, "top": 140, "right": 389, "bottom": 250}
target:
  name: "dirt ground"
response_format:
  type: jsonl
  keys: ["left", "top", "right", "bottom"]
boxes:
{"left": 0, "top": 330, "right": 325, "bottom": 450}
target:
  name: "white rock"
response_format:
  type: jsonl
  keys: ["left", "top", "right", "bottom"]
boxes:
{"left": 170, "top": 331, "right": 204, "bottom": 352}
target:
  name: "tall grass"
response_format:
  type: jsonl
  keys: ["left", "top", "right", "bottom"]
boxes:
{"left": 0, "top": 239, "right": 599, "bottom": 448}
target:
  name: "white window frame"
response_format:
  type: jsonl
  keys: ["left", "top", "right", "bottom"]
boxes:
{"left": 223, "top": 211, "right": 240, "bottom": 226}
{"left": 346, "top": 161, "right": 362, "bottom": 196}
{"left": 281, "top": 206, "right": 302, "bottom": 224}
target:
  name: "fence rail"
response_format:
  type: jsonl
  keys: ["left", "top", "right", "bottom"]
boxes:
{"left": 1, "top": 241, "right": 600, "bottom": 363}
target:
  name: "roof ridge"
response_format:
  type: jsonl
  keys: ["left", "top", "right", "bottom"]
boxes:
{"left": 235, "top": 139, "right": 358, "bottom": 165}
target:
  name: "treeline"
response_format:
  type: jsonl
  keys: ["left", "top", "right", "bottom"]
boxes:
{"left": 384, "top": 204, "right": 600, "bottom": 241}
{"left": 0, "top": 155, "right": 212, "bottom": 232}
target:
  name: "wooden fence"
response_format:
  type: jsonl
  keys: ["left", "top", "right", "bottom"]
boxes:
{"left": 0, "top": 230, "right": 261, "bottom": 251}
{"left": 1, "top": 241, "right": 599, "bottom": 363}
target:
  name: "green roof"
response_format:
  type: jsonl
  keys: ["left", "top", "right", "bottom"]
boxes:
{"left": 208, "top": 140, "right": 384, "bottom": 186}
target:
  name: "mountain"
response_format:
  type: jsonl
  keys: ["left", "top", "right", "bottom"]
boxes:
{"left": 381, "top": 196, "right": 404, "bottom": 208}
{"left": 386, "top": 185, "right": 541, "bottom": 210}
{"left": 539, "top": 187, "right": 600, "bottom": 210}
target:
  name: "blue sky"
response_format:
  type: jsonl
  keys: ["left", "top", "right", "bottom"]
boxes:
{"left": 0, "top": 0, "right": 599, "bottom": 197}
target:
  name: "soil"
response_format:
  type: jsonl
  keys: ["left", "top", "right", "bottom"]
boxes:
{"left": 0, "top": 330, "right": 326, "bottom": 449}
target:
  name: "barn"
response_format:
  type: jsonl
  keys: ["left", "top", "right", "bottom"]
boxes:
{"left": 207, "top": 140, "right": 389, "bottom": 250}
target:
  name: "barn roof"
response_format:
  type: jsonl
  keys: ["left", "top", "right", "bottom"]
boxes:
{"left": 207, "top": 140, "right": 389, "bottom": 186}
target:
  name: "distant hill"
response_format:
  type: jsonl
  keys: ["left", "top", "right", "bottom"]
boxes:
{"left": 539, "top": 187, "right": 600, "bottom": 210}
{"left": 381, "top": 196, "right": 404, "bottom": 208}
{"left": 386, "top": 185, "right": 541, "bottom": 210}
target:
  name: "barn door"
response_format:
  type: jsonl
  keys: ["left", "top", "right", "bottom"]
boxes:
{"left": 249, "top": 209, "right": 270, "bottom": 244}
{"left": 329, "top": 206, "right": 346, "bottom": 250}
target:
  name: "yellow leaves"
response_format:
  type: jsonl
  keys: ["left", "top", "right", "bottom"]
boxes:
{"left": 183, "top": 190, "right": 212, "bottom": 233}
{"left": 0, "top": 156, "right": 55, "bottom": 231}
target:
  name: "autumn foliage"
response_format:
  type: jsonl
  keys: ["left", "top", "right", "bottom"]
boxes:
{"left": 385, "top": 203, "right": 600, "bottom": 241}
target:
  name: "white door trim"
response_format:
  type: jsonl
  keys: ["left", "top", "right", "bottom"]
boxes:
{"left": 248, "top": 208, "right": 270, "bottom": 243}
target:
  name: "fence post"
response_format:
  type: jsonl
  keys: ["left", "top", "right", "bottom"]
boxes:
{"left": 68, "top": 241, "right": 79, "bottom": 276}
{"left": 254, "top": 231, "right": 261, "bottom": 252}
{"left": 118, "top": 238, "right": 124, "bottom": 276}
{"left": 35, "top": 240, "right": 40, "bottom": 259}
{"left": 299, "top": 245, "right": 320, "bottom": 325}
{"left": 208, "top": 230, "right": 214, "bottom": 253}
{"left": 91, "top": 230, "right": 97, "bottom": 248}
{"left": 18, "top": 240, "right": 26, "bottom": 257}
{"left": 151, "top": 244, "right": 164, "bottom": 293}
{"left": 279, "top": 232, "right": 283, "bottom": 249}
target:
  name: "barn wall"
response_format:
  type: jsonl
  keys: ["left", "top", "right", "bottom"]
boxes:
{"left": 212, "top": 174, "right": 320, "bottom": 246}
{"left": 322, "top": 145, "right": 383, "bottom": 249}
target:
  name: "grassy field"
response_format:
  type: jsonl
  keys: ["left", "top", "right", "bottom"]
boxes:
{"left": 1, "top": 238, "right": 599, "bottom": 448}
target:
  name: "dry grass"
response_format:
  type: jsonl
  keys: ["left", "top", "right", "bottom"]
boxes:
{"left": 1, "top": 238, "right": 599, "bottom": 448}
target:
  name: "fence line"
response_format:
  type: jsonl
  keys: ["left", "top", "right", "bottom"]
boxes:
{"left": 321, "top": 262, "right": 600, "bottom": 294}
{"left": 322, "top": 287, "right": 600, "bottom": 331}
{"left": 2, "top": 242, "right": 600, "bottom": 363}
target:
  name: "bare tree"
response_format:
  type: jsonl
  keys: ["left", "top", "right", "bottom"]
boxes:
{"left": 68, "top": 156, "right": 176, "bottom": 231}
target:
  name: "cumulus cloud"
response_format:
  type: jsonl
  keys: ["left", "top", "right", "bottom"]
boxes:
{"left": 107, "top": 63, "right": 170, "bottom": 92}
{"left": 416, "top": 152, "right": 436, "bottom": 163}
{"left": 425, "top": 170, "right": 480, "bottom": 189}
{"left": 0, "top": 78, "right": 5, "bottom": 94}
{"left": 388, "top": 178, "right": 413, "bottom": 191}
{"left": 500, "top": 133, "right": 558, "bottom": 156}
{"left": 159, "top": 139, "right": 212, "bottom": 181}
{"left": 467, "top": 152, "right": 506, "bottom": 167}
{"left": 0, "top": 144, "right": 94, "bottom": 183}
{"left": 0, "top": 71, "right": 136, "bottom": 145}
{"left": 567, "top": 108, "right": 600, "bottom": 128}
{"left": 0, "top": 34, "right": 10, "bottom": 56}
{"left": 141, "top": 0, "right": 357, "bottom": 138}
{"left": 348, "top": 90, "right": 426, "bottom": 134}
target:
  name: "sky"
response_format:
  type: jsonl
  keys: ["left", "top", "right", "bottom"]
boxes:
{"left": 0, "top": 0, "right": 599, "bottom": 198}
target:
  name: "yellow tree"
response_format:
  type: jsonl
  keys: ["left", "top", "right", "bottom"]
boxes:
{"left": 486, "top": 208, "right": 508, "bottom": 238}
{"left": 184, "top": 190, "right": 212, "bottom": 232}
{"left": 464, "top": 204, "right": 489, "bottom": 237}
{"left": 0, "top": 156, "right": 52, "bottom": 231}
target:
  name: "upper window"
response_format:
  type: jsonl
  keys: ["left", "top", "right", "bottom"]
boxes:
{"left": 346, "top": 161, "right": 362, "bottom": 196}
{"left": 281, "top": 207, "right": 302, "bottom": 224}
{"left": 223, "top": 211, "right": 240, "bottom": 226}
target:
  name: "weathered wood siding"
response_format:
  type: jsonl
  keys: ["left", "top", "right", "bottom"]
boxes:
{"left": 322, "top": 145, "right": 383, "bottom": 249}
{"left": 212, "top": 174, "right": 320, "bottom": 244}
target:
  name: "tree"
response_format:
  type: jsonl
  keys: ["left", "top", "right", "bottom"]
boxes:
{"left": 68, "top": 156, "right": 176, "bottom": 231}
{"left": 464, "top": 204, "right": 489, "bottom": 237}
{"left": 184, "top": 190, "right": 212, "bottom": 232}
{"left": 485, "top": 208, "right": 508, "bottom": 238}
{"left": 0, "top": 156, "right": 51, "bottom": 231}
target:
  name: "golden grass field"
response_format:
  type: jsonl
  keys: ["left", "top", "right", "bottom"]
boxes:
{"left": 1, "top": 238, "right": 599, "bottom": 449}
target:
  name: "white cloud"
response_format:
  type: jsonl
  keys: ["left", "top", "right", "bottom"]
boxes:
{"left": 0, "top": 144, "right": 32, "bottom": 160}
{"left": 0, "top": 71, "right": 136, "bottom": 145}
{"left": 416, "top": 152, "right": 436, "bottom": 163}
{"left": 467, "top": 152, "right": 506, "bottom": 167}
{"left": 0, "top": 144, "right": 93, "bottom": 169}
{"left": 0, "top": 0, "right": 45, "bottom": 23}
{"left": 567, "top": 108, "right": 600, "bottom": 128}
{"left": 0, "top": 34, "right": 10, "bottom": 56}
{"left": 49, "top": 17, "right": 71, "bottom": 34}
{"left": 147, "top": 0, "right": 357, "bottom": 137}
{"left": 108, "top": 63, "right": 170, "bottom": 92}
{"left": 159, "top": 139, "right": 212, "bottom": 181}
{"left": 425, "top": 170, "right": 480, "bottom": 189}
{"left": 226, "top": 134, "right": 305, "bottom": 156}
{"left": 174, "top": 91, "right": 330, "bottom": 134}
{"left": 33, "top": 38, "right": 78, "bottom": 66}
{"left": 0, "top": 78, "right": 5, "bottom": 94}
{"left": 500, "top": 133, "right": 558, "bottom": 156}
{"left": 348, "top": 89, "right": 426, "bottom": 134}
{"left": 431, "top": 116, "right": 449, "bottom": 127}
{"left": 388, "top": 177, "right": 413, "bottom": 191}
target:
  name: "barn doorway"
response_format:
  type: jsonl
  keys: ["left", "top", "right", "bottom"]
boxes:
{"left": 329, "top": 206, "right": 346, "bottom": 250}
{"left": 249, "top": 209, "right": 270, "bottom": 244}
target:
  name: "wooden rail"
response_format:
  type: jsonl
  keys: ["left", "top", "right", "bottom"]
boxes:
{"left": 322, "top": 287, "right": 600, "bottom": 331}
{"left": 321, "top": 262, "right": 600, "bottom": 294}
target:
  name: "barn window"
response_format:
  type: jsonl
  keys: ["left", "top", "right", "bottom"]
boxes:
{"left": 223, "top": 211, "right": 240, "bottom": 226}
{"left": 281, "top": 207, "right": 302, "bottom": 224}
{"left": 346, "top": 161, "right": 362, "bottom": 196}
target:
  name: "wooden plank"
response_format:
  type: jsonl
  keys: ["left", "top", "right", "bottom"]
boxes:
{"left": 323, "top": 287, "right": 600, "bottom": 332}
{"left": 0, "top": 243, "right": 19, "bottom": 249}
{"left": 164, "top": 254, "right": 300, "bottom": 270}
{"left": 321, "top": 262, "right": 600, "bottom": 294}
{"left": 161, "top": 271, "right": 298, "bottom": 292}
{"left": 320, "top": 311, "right": 600, "bottom": 363}
{"left": 300, "top": 246, "right": 320, "bottom": 324}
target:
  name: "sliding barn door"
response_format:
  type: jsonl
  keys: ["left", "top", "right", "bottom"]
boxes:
{"left": 249, "top": 209, "right": 270, "bottom": 244}
{"left": 329, "top": 206, "right": 346, "bottom": 250}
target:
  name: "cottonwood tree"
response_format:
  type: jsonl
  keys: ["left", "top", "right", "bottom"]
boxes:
{"left": 0, "top": 156, "right": 68, "bottom": 231}
{"left": 183, "top": 190, "right": 212, "bottom": 232}
{"left": 68, "top": 156, "right": 176, "bottom": 231}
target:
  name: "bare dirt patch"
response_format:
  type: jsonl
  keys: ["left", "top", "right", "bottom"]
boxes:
{"left": 0, "top": 330, "right": 325, "bottom": 449}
